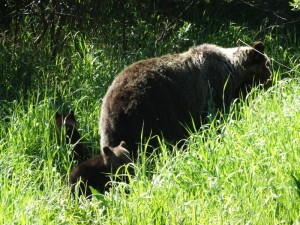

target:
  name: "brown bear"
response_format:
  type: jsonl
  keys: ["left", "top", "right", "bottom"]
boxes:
{"left": 55, "top": 111, "right": 88, "bottom": 162}
{"left": 69, "top": 141, "right": 132, "bottom": 197}
{"left": 70, "top": 42, "right": 272, "bottom": 197}
{"left": 99, "top": 42, "right": 272, "bottom": 158}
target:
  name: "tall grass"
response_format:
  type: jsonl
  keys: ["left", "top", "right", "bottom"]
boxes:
{"left": 1, "top": 78, "right": 300, "bottom": 224}
{"left": 1, "top": 19, "right": 300, "bottom": 224}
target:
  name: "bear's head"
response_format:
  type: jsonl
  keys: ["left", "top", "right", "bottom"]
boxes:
{"left": 69, "top": 141, "right": 132, "bottom": 197}
{"left": 233, "top": 42, "right": 272, "bottom": 97}
{"left": 55, "top": 110, "right": 87, "bottom": 162}
{"left": 55, "top": 110, "right": 79, "bottom": 145}
{"left": 102, "top": 141, "right": 132, "bottom": 174}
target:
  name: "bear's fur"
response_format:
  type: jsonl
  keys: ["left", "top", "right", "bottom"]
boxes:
{"left": 55, "top": 111, "right": 87, "bottom": 162}
{"left": 100, "top": 42, "right": 272, "bottom": 158}
{"left": 69, "top": 141, "right": 132, "bottom": 197}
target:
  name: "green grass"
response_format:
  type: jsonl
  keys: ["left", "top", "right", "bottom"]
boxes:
{"left": 1, "top": 21, "right": 300, "bottom": 224}
{"left": 1, "top": 78, "right": 300, "bottom": 224}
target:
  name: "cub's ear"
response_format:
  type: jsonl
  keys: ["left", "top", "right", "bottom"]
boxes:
{"left": 55, "top": 112, "right": 61, "bottom": 119}
{"left": 103, "top": 146, "right": 114, "bottom": 157}
{"left": 251, "top": 42, "right": 265, "bottom": 62}
{"left": 253, "top": 42, "right": 264, "bottom": 53}
{"left": 70, "top": 110, "right": 75, "bottom": 116}
{"left": 119, "top": 141, "right": 127, "bottom": 148}
{"left": 68, "top": 110, "right": 76, "bottom": 123}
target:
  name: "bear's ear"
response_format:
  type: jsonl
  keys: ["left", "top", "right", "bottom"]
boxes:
{"left": 68, "top": 110, "right": 76, "bottom": 123}
{"left": 119, "top": 141, "right": 127, "bottom": 148}
{"left": 251, "top": 42, "right": 265, "bottom": 62}
{"left": 55, "top": 112, "right": 61, "bottom": 119}
{"left": 253, "top": 42, "right": 264, "bottom": 53}
{"left": 103, "top": 146, "right": 114, "bottom": 157}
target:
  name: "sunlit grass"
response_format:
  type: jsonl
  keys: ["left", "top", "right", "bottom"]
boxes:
{"left": 1, "top": 19, "right": 300, "bottom": 224}
{"left": 0, "top": 77, "right": 300, "bottom": 224}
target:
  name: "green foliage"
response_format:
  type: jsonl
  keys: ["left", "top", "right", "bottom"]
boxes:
{"left": 0, "top": 1, "right": 300, "bottom": 224}
{"left": 1, "top": 78, "right": 300, "bottom": 224}
{"left": 290, "top": 0, "right": 300, "bottom": 10}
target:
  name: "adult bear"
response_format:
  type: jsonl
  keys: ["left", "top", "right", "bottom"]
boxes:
{"left": 100, "top": 42, "right": 272, "bottom": 159}
{"left": 70, "top": 42, "right": 272, "bottom": 197}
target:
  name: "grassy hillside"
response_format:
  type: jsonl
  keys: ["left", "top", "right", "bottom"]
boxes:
{"left": 1, "top": 76, "right": 300, "bottom": 224}
{"left": 1, "top": 2, "right": 300, "bottom": 223}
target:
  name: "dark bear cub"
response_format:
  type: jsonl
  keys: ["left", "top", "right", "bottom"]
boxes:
{"left": 69, "top": 141, "right": 132, "bottom": 197}
{"left": 56, "top": 112, "right": 131, "bottom": 198}
{"left": 55, "top": 111, "right": 87, "bottom": 162}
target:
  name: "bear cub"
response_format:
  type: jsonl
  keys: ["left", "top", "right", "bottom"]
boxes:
{"left": 55, "top": 111, "right": 87, "bottom": 162}
{"left": 69, "top": 141, "right": 132, "bottom": 197}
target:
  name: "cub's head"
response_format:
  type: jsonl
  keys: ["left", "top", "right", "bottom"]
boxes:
{"left": 55, "top": 110, "right": 80, "bottom": 145}
{"left": 55, "top": 110, "right": 88, "bottom": 162}
{"left": 103, "top": 141, "right": 132, "bottom": 173}
{"left": 233, "top": 42, "right": 272, "bottom": 97}
{"left": 69, "top": 141, "right": 132, "bottom": 197}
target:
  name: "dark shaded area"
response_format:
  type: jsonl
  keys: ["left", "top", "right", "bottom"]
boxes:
{"left": 1, "top": 1, "right": 298, "bottom": 41}
{"left": 1, "top": 1, "right": 297, "bottom": 47}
